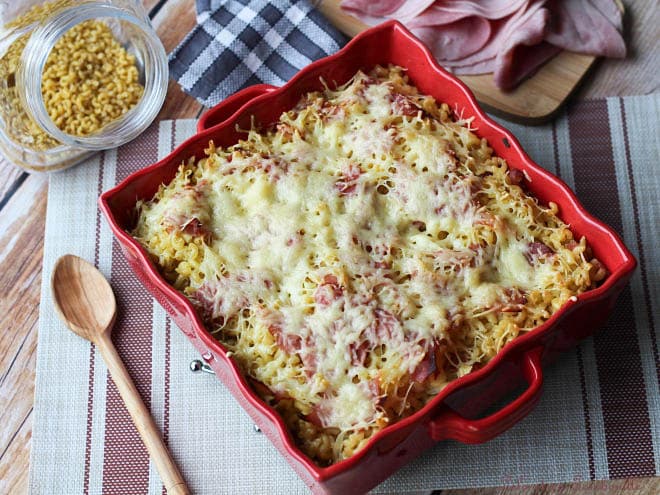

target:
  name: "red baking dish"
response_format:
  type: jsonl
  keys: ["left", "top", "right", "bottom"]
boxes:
{"left": 100, "top": 21, "right": 636, "bottom": 495}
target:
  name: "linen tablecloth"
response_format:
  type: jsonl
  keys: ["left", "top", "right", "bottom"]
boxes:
{"left": 30, "top": 94, "right": 659, "bottom": 494}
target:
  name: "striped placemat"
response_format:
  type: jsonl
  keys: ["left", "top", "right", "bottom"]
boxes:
{"left": 30, "top": 94, "right": 659, "bottom": 494}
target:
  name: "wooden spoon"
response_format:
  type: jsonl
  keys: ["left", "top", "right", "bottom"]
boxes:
{"left": 51, "top": 254, "right": 190, "bottom": 495}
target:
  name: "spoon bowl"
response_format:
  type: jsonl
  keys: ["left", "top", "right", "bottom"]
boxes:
{"left": 51, "top": 254, "right": 116, "bottom": 342}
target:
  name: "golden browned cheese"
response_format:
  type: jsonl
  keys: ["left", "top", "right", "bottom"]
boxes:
{"left": 133, "top": 66, "right": 603, "bottom": 465}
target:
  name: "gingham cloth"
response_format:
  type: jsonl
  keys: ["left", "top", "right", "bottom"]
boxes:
{"left": 169, "top": 0, "right": 347, "bottom": 107}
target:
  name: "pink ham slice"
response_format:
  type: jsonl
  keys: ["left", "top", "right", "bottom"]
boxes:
{"left": 545, "top": 0, "right": 626, "bottom": 58}
{"left": 413, "top": 16, "right": 491, "bottom": 61}
{"left": 341, "top": 0, "right": 435, "bottom": 24}
{"left": 339, "top": 0, "right": 406, "bottom": 18}
{"left": 495, "top": 42, "right": 561, "bottom": 90}
{"left": 492, "top": 3, "right": 560, "bottom": 89}
{"left": 340, "top": 0, "right": 626, "bottom": 91}
{"left": 439, "top": 1, "right": 553, "bottom": 78}
{"left": 432, "top": 9, "right": 553, "bottom": 88}
{"left": 407, "top": 0, "right": 530, "bottom": 26}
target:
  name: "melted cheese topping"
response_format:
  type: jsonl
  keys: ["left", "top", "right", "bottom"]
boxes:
{"left": 133, "top": 66, "right": 600, "bottom": 465}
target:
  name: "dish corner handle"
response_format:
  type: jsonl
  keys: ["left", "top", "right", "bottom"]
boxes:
{"left": 197, "top": 84, "right": 278, "bottom": 133}
{"left": 429, "top": 347, "right": 544, "bottom": 444}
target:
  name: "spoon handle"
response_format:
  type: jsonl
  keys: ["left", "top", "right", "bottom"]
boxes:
{"left": 96, "top": 332, "right": 190, "bottom": 495}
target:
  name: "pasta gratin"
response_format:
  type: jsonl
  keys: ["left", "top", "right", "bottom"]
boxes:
{"left": 132, "top": 66, "right": 607, "bottom": 465}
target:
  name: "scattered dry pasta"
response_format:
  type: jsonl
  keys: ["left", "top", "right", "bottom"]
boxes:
{"left": 133, "top": 66, "right": 607, "bottom": 465}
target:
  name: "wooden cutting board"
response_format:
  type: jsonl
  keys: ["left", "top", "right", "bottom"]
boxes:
{"left": 318, "top": 1, "right": 612, "bottom": 124}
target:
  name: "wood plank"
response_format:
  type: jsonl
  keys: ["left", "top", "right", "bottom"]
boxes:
{"left": 157, "top": 79, "right": 203, "bottom": 121}
{"left": 143, "top": 0, "right": 165, "bottom": 13}
{"left": 151, "top": 0, "right": 203, "bottom": 119}
{"left": 0, "top": 174, "right": 46, "bottom": 495}
{"left": 0, "top": 158, "right": 26, "bottom": 210}
{"left": 0, "top": 408, "right": 32, "bottom": 495}
{"left": 151, "top": 0, "right": 196, "bottom": 53}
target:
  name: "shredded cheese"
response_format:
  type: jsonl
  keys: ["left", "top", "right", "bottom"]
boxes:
{"left": 132, "top": 66, "right": 603, "bottom": 465}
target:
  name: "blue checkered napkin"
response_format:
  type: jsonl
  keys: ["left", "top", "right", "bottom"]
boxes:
{"left": 169, "top": 0, "right": 348, "bottom": 107}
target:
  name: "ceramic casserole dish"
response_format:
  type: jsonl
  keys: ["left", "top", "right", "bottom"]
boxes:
{"left": 99, "top": 21, "right": 636, "bottom": 495}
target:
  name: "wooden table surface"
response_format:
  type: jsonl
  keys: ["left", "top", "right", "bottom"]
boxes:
{"left": 1, "top": 1, "right": 658, "bottom": 493}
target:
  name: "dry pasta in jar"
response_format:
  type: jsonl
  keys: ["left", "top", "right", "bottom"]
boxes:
{"left": 0, "top": 0, "right": 166, "bottom": 171}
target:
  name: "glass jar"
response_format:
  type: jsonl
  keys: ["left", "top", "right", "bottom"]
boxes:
{"left": 0, "top": 0, "right": 168, "bottom": 172}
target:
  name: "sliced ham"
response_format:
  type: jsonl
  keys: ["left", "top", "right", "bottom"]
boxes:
{"left": 589, "top": 0, "right": 625, "bottom": 30}
{"left": 492, "top": 2, "right": 557, "bottom": 89}
{"left": 438, "top": 1, "right": 552, "bottom": 76}
{"left": 545, "top": 0, "right": 626, "bottom": 58}
{"left": 341, "top": 0, "right": 435, "bottom": 24}
{"left": 340, "top": 0, "right": 405, "bottom": 18}
{"left": 433, "top": 0, "right": 531, "bottom": 20}
{"left": 495, "top": 41, "right": 562, "bottom": 89}
{"left": 413, "top": 16, "right": 491, "bottom": 61}
{"left": 407, "top": 0, "right": 530, "bottom": 27}
{"left": 340, "top": 0, "right": 626, "bottom": 90}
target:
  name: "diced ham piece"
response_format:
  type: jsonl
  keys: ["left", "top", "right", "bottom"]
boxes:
{"left": 305, "top": 404, "right": 326, "bottom": 427}
{"left": 260, "top": 308, "right": 317, "bottom": 375}
{"left": 335, "top": 163, "right": 362, "bottom": 196}
{"left": 368, "top": 377, "right": 383, "bottom": 404}
{"left": 508, "top": 168, "right": 525, "bottom": 185}
{"left": 525, "top": 241, "right": 554, "bottom": 263}
{"left": 391, "top": 92, "right": 421, "bottom": 116}
{"left": 349, "top": 307, "right": 403, "bottom": 366}
{"left": 499, "top": 287, "right": 528, "bottom": 312}
{"left": 181, "top": 217, "right": 212, "bottom": 242}
{"left": 411, "top": 346, "right": 437, "bottom": 382}
{"left": 349, "top": 339, "right": 370, "bottom": 366}
{"left": 300, "top": 351, "right": 317, "bottom": 378}
{"left": 163, "top": 183, "right": 212, "bottom": 239}
{"left": 314, "top": 274, "right": 343, "bottom": 306}
{"left": 319, "top": 101, "right": 345, "bottom": 122}
{"left": 411, "top": 340, "right": 445, "bottom": 383}
{"left": 373, "top": 307, "right": 398, "bottom": 340}
{"left": 267, "top": 319, "right": 303, "bottom": 354}
{"left": 433, "top": 248, "right": 476, "bottom": 271}
{"left": 191, "top": 276, "right": 249, "bottom": 326}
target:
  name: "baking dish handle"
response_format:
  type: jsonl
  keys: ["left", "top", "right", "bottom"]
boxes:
{"left": 197, "top": 84, "right": 278, "bottom": 132}
{"left": 429, "top": 346, "right": 543, "bottom": 444}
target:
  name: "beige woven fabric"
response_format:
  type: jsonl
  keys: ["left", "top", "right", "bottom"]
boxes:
{"left": 30, "top": 94, "right": 660, "bottom": 494}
